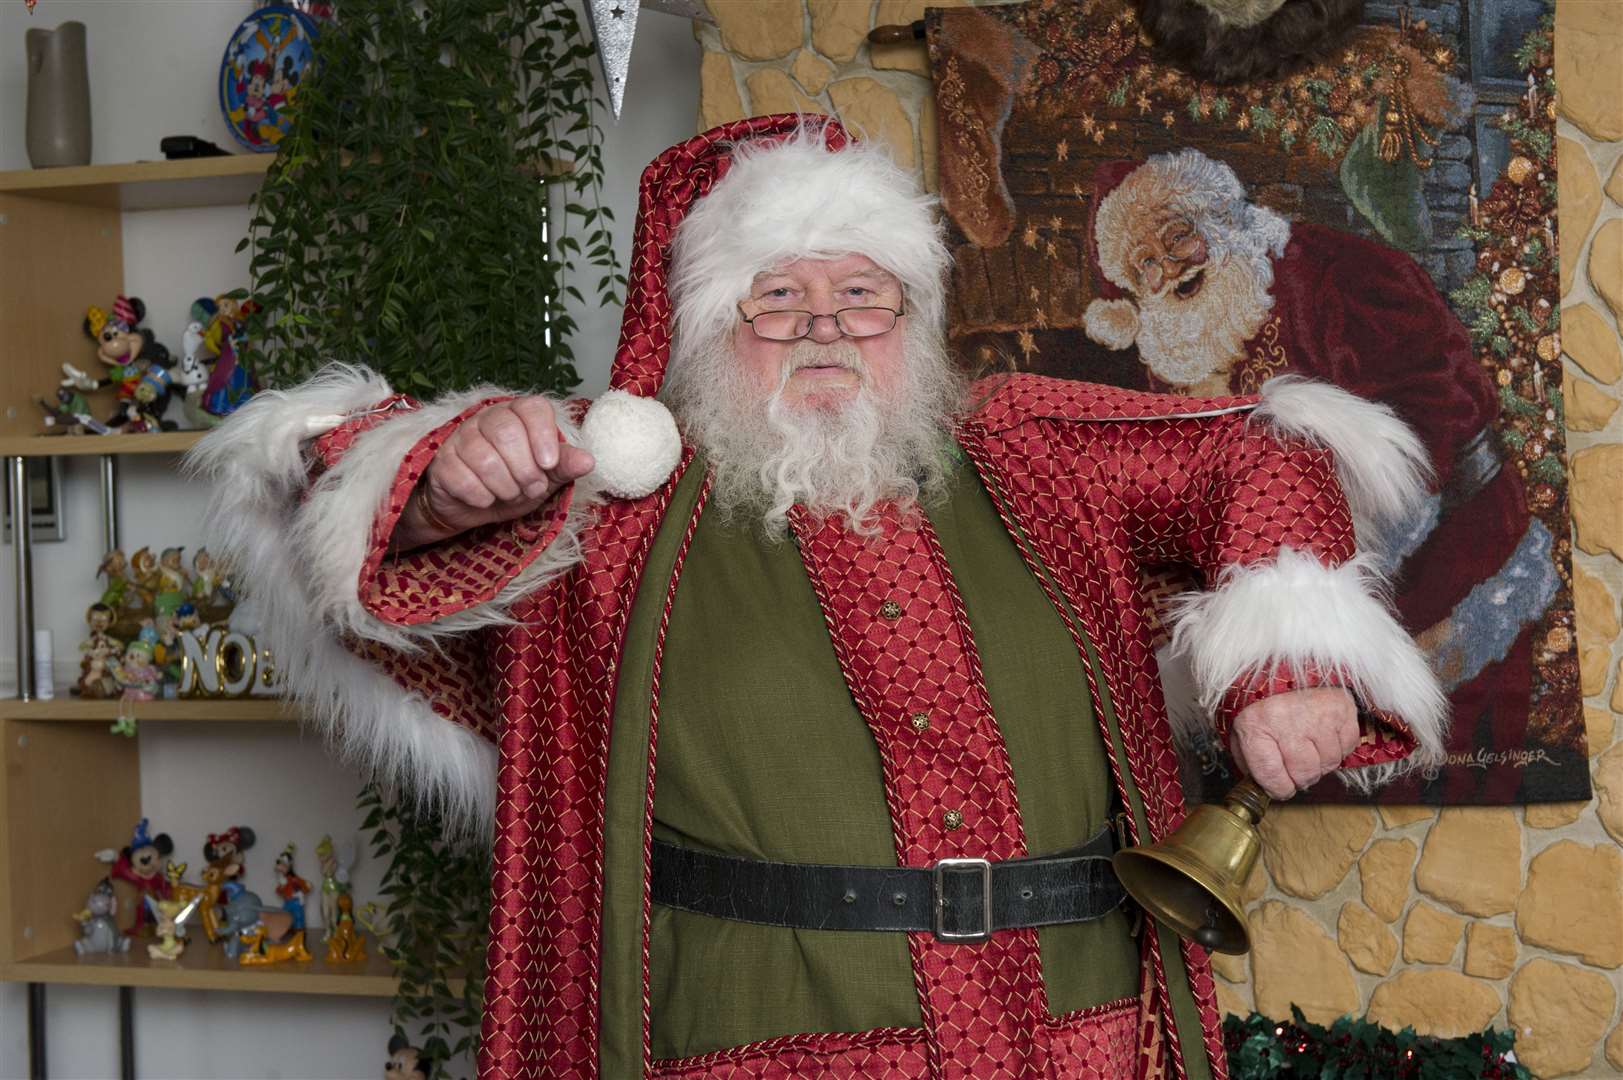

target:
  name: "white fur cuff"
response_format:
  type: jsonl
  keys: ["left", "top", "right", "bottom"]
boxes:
{"left": 1167, "top": 546, "right": 1448, "bottom": 788}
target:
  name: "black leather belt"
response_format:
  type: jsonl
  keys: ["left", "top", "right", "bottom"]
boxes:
{"left": 651, "top": 826, "right": 1124, "bottom": 943}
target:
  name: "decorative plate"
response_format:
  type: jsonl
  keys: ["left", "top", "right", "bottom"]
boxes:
{"left": 218, "top": 5, "right": 319, "bottom": 152}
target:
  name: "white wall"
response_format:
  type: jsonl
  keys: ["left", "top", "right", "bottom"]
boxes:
{"left": 0, "top": 2, "right": 696, "bottom": 1076}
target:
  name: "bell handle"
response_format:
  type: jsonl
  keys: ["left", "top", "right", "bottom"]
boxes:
{"left": 1224, "top": 778, "right": 1271, "bottom": 825}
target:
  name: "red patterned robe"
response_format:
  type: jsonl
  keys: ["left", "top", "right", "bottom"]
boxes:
{"left": 193, "top": 119, "right": 1440, "bottom": 1079}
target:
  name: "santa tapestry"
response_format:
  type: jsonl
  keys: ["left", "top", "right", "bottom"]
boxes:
{"left": 928, "top": 0, "right": 1588, "bottom": 804}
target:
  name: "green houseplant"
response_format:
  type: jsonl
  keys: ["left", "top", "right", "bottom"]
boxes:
{"left": 241, "top": 0, "right": 621, "bottom": 397}
{"left": 241, "top": 2, "right": 620, "bottom": 1074}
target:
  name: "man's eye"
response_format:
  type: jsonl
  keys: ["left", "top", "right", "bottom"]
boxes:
{"left": 844, "top": 287, "right": 870, "bottom": 299}
{"left": 763, "top": 287, "right": 791, "bottom": 299}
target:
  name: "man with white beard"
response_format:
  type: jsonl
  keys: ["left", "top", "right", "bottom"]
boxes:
{"left": 1082, "top": 147, "right": 1551, "bottom": 804}
{"left": 194, "top": 119, "right": 1444, "bottom": 1080}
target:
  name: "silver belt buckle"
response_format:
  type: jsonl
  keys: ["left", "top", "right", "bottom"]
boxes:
{"left": 932, "top": 857, "right": 993, "bottom": 943}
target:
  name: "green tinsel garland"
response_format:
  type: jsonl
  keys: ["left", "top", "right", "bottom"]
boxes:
{"left": 1224, "top": 1009, "right": 1531, "bottom": 1079}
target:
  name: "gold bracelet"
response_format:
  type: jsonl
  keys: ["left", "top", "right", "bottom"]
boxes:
{"left": 412, "top": 485, "right": 456, "bottom": 534}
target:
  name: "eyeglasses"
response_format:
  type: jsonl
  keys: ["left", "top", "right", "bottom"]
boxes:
{"left": 737, "top": 304, "right": 905, "bottom": 342}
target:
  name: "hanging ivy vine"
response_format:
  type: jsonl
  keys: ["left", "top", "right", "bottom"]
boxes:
{"left": 240, "top": 2, "right": 619, "bottom": 1074}
{"left": 240, "top": 0, "right": 622, "bottom": 397}
{"left": 358, "top": 784, "right": 491, "bottom": 1077}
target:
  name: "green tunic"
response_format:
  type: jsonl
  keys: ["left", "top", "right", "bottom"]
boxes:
{"left": 640, "top": 457, "right": 1140, "bottom": 1061}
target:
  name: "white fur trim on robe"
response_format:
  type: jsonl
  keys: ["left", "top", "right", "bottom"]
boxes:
{"left": 1167, "top": 548, "right": 1448, "bottom": 790}
{"left": 184, "top": 365, "right": 597, "bottom": 838}
{"left": 1251, "top": 374, "right": 1433, "bottom": 558}
{"left": 1161, "top": 377, "right": 1445, "bottom": 790}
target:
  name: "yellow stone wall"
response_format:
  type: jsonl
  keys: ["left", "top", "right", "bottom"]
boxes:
{"left": 695, "top": 0, "right": 1623, "bottom": 1073}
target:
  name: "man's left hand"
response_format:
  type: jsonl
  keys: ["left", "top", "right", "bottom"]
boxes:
{"left": 1230, "top": 687, "right": 1359, "bottom": 800}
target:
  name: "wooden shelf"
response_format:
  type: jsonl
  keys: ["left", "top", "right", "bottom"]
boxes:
{"left": 0, "top": 697, "right": 293, "bottom": 723}
{"left": 0, "top": 430, "right": 208, "bottom": 458}
{"left": 2, "top": 938, "right": 401, "bottom": 997}
{"left": 0, "top": 155, "right": 274, "bottom": 212}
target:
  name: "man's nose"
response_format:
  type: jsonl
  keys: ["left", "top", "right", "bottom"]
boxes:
{"left": 805, "top": 312, "right": 844, "bottom": 344}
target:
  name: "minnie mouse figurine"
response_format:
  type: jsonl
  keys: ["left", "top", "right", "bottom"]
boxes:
{"left": 61, "top": 296, "right": 177, "bottom": 432}
{"left": 93, "top": 818, "right": 175, "bottom": 934}
{"left": 204, "top": 825, "right": 257, "bottom": 900}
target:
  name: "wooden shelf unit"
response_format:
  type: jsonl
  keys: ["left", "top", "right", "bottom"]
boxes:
{"left": 3, "top": 696, "right": 294, "bottom": 723}
{"left": 0, "top": 155, "right": 274, "bottom": 212}
{"left": 0, "top": 156, "right": 268, "bottom": 441}
{"left": 0, "top": 430, "right": 206, "bottom": 459}
{"left": 0, "top": 159, "right": 411, "bottom": 1005}
{"left": 0, "top": 698, "right": 362, "bottom": 989}
{"left": 3, "top": 940, "right": 399, "bottom": 998}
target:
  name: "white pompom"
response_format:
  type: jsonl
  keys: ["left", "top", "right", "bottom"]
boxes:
{"left": 579, "top": 389, "right": 683, "bottom": 499}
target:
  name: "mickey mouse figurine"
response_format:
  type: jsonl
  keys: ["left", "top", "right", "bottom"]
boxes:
{"left": 61, "top": 295, "right": 177, "bottom": 432}
{"left": 385, "top": 1034, "right": 435, "bottom": 1080}
{"left": 93, "top": 818, "right": 174, "bottom": 934}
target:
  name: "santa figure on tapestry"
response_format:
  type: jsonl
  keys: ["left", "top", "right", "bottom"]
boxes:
{"left": 1080, "top": 147, "right": 1557, "bottom": 802}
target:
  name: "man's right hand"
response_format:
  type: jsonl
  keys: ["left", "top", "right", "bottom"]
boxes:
{"left": 390, "top": 397, "right": 595, "bottom": 552}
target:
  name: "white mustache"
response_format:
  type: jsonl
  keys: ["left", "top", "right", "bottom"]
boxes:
{"left": 775, "top": 342, "right": 864, "bottom": 392}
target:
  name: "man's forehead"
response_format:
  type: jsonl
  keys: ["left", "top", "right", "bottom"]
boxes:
{"left": 750, "top": 255, "right": 898, "bottom": 286}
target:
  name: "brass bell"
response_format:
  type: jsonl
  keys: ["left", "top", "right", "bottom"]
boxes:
{"left": 1111, "top": 779, "right": 1271, "bottom": 955}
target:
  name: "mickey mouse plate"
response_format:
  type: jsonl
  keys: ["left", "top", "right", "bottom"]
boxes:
{"left": 218, "top": 5, "right": 319, "bottom": 152}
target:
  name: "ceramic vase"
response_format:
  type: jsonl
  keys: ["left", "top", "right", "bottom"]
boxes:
{"left": 25, "top": 21, "right": 92, "bottom": 169}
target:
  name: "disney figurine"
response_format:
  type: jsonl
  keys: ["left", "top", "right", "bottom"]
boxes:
{"left": 217, "top": 888, "right": 274, "bottom": 961}
{"left": 37, "top": 386, "right": 111, "bottom": 436}
{"left": 145, "top": 863, "right": 203, "bottom": 961}
{"left": 73, "top": 878, "right": 133, "bottom": 956}
{"left": 76, "top": 603, "right": 124, "bottom": 699}
{"left": 236, "top": 923, "right": 311, "bottom": 966}
{"left": 192, "top": 548, "right": 238, "bottom": 626}
{"left": 61, "top": 296, "right": 177, "bottom": 432}
{"left": 204, "top": 825, "right": 256, "bottom": 898}
{"left": 129, "top": 547, "right": 162, "bottom": 610}
{"left": 314, "top": 834, "right": 357, "bottom": 939}
{"left": 113, "top": 640, "right": 162, "bottom": 702}
{"left": 386, "top": 1034, "right": 435, "bottom": 1080}
{"left": 273, "top": 842, "right": 311, "bottom": 930}
{"left": 150, "top": 611, "right": 185, "bottom": 696}
{"left": 323, "top": 892, "right": 367, "bottom": 964}
{"left": 156, "top": 547, "right": 191, "bottom": 601}
{"left": 175, "top": 602, "right": 206, "bottom": 639}
{"left": 170, "top": 862, "right": 227, "bottom": 943}
{"left": 98, "top": 550, "right": 140, "bottom": 620}
{"left": 190, "top": 294, "right": 259, "bottom": 419}
{"left": 94, "top": 819, "right": 174, "bottom": 934}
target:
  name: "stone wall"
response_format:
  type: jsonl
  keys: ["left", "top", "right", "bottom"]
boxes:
{"left": 694, "top": 1, "right": 1623, "bottom": 1074}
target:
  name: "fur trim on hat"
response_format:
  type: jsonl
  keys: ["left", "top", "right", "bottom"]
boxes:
{"left": 1083, "top": 297, "right": 1141, "bottom": 350}
{"left": 669, "top": 122, "right": 948, "bottom": 355}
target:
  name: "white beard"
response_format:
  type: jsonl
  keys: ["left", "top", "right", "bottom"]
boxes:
{"left": 1135, "top": 233, "right": 1277, "bottom": 390}
{"left": 660, "top": 321, "right": 966, "bottom": 537}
